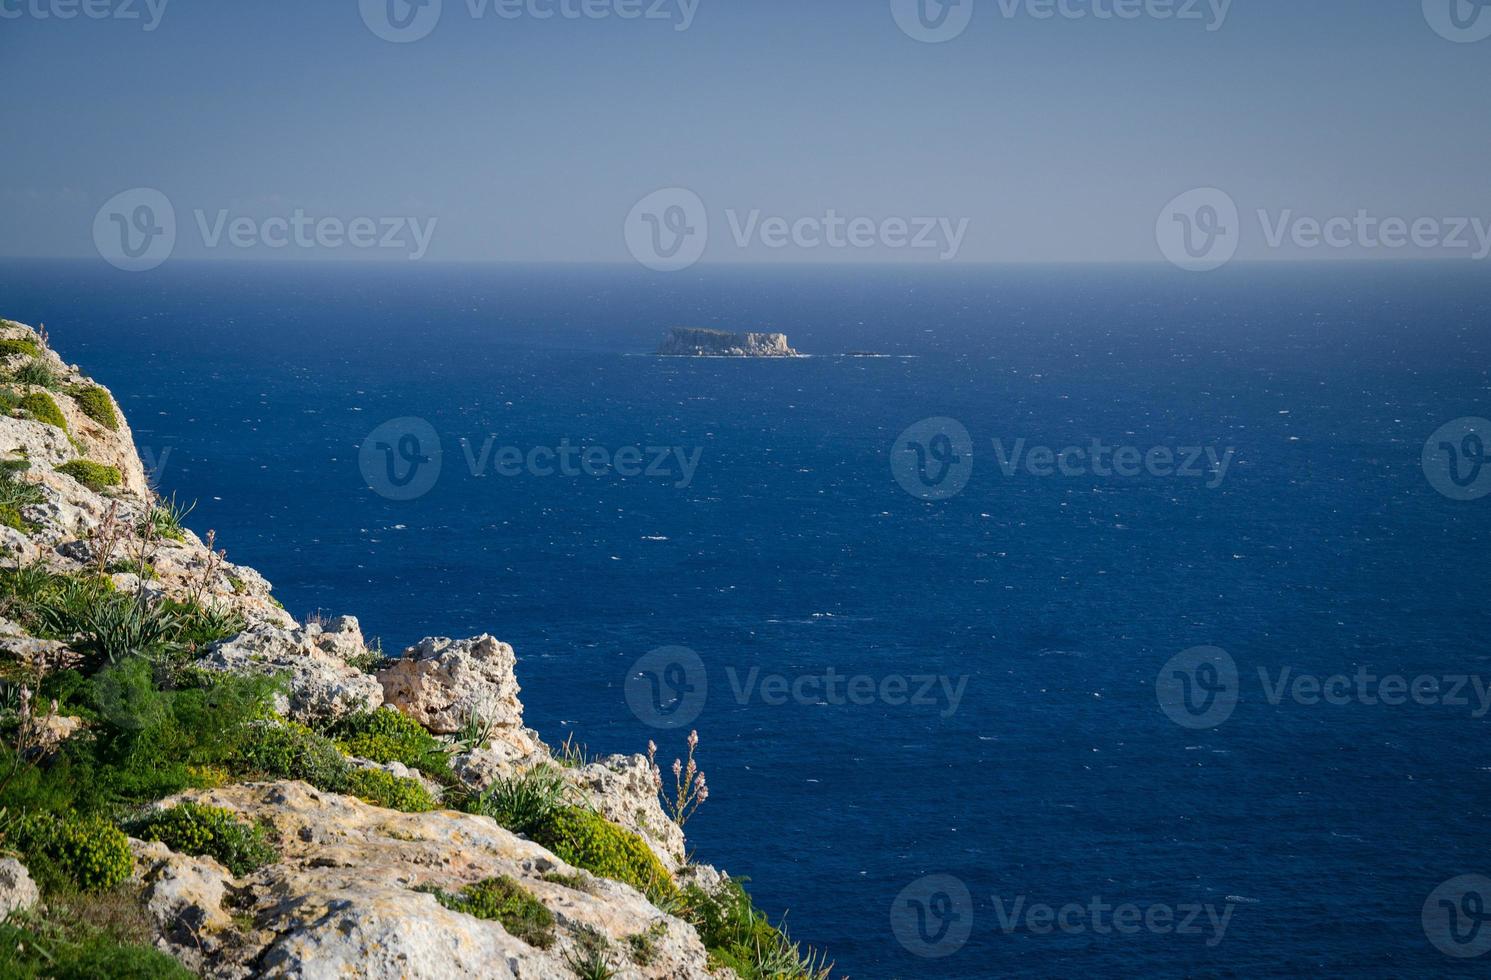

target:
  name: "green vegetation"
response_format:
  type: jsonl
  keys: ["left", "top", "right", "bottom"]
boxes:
{"left": 9, "top": 812, "right": 132, "bottom": 893}
{"left": 0, "top": 460, "right": 42, "bottom": 533}
{"left": 345, "top": 767, "right": 436, "bottom": 813}
{"left": 13, "top": 359, "right": 59, "bottom": 391}
{"left": 127, "top": 802, "right": 276, "bottom": 876}
{"left": 625, "top": 921, "right": 668, "bottom": 966}
{"left": 229, "top": 718, "right": 350, "bottom": 791}
{"left": 563, "top": 929, "right": 619, "bottom": 980}
{"left": 139, "top": 494, "right": 193, "bottom": 543}
{"left": 0, "top": 896, "right": 193, "bottom": 979}
{"left": 18, "top": 391, "right": 66, "bottom": 433}
{"left": 681, "top": 879, "right": 834, "bottom": 980}
{"left": 70, "top": 385, "right": 118, "bottom": 431}
{"left": 527, "top": 806, "right": 673, "bottom": 901}
{"left": 417, "top": 875, "right": 554, "bottom": 948}
{"left": 55, "top": 461, "right": 121, "bottom": 492}
{"left": 326, "top": 706, "right": 451, "bottom": 780}
{"left": 466, "top": 763, "right": 573, "bottom": 837}
{"left": 0, "top": 337, "right": 40, "bottom": 359}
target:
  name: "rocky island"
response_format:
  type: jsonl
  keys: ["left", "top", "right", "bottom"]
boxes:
{"left": 656, "top": 328, "right": 800, "bottom": 358}
{"left": 0, "top": 319, "right": 831, "bottom": 979}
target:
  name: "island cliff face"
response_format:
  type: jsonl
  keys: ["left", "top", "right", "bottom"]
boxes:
{"left": 657, "top": 328, "right": 800, "bottom": 357}
{"left": 0, "top": 319, "right": 830, "bottom": 979}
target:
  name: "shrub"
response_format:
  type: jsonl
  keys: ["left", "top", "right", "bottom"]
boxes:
{"left": 55, "top": 460, "right": 121, "bottom": 492}
{"left": 682, "top": 879, "right": 834, "bottom": 980}
{"left": 129, "top": 802, "right": 277, "bottom": 876}
{"left": 0, "top": 337, "right": 40, "bottom": 359}
{"left": 346, "top": 767, "right": 436, "bottom": 812}
{"left": 527, "top": 806, "right": 672, "bottom": 899}
{"left": 11, "top": 811, "right": 133, "bottom": 892}
{"left": 467, "top": 764, "right": 574, "bottom": 837}
{"left": 327, "top": 706, "right": 450, "bottom": 780}
{"left": 418, "top": 875, "right": 554, "bottom": 949}
{"left": 71, "top": 385, "right": 119, "bottom": 431}
{"left": 230, "top": 719, "right": 350, "bottom": 792}
{"left": 18, "top": 391, "right": 66, "bottom": 432}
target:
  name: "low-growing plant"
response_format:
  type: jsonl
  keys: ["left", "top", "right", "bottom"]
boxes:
{"left": 0, "top": 337, "right": 40, "bottom": 359}
{"left": 467, "top": 763, "right": 575, "bottom": 837}
{"left": 0, "top": 907, "right": 193, "bottom": 979}
{"left": 18, "top": 391, "right": 67, "bottom": 433}
{"left": 139, "top": 493, "right": 193, "bottom": 542}
{"left": 10, "top": 810, "right": 133, "bottom": 892}
{"left": 70, "top": 385, "right": 119, "bottom": 431}
{"left": 12, "top": 358, "right": 60, "bottom": 391}
{"left": 682, "top": 879, "right": 834, "bottom": 980}
{"left": 455, "top": 709, "right": 495, "bottom": 753}
{"left": 326, "top": 706, "right": 450, "bottom": 780}
{"left": 417, "top": 875, "right": 555, "bottom": 949}
{"left": 346, "top": 767, "right": 436, "bottom": 813}
{"left": 343, "top": 639, "right": 387, "bottom": 675}
{"left": 527, "top": 806, "right": 673, "bottom": 900}
{"left": 563, "top": 929, "right": 619, "bottom": 980}
{"left": 55, "top": 460, "right": 122, "bottom": 492}
{"left": 230, "top": 718, "right": 350, "bottom": 792}
{"left": 556, "top": 731, "right": 592, "bottom": 769}
{"left": 128, "top": 802, "right": 277, "bottom": 876}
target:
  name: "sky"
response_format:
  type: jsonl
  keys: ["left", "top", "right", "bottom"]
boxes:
{"left": 2, "top": 0, "right": 1489, "bottom": 265}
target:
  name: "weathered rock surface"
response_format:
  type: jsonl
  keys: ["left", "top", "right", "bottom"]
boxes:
{"left": 152, "top": 781, "right": 714, "bottom": 980}
{"left": 202, "top": 618, "right": 383, "bottom": 723}
{"left": 379, "top": 634, "right": 532, "bottom": 740}
{"left": 657, "top": 327, "right": 800, "bottom": 357}
{"left": 574, "top": 755, "right": 688, "bottom": 872}
{"left": 0, "top": 858, "right": 39, "bottom": 919}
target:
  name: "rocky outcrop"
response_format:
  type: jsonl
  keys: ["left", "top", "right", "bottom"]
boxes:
{"left": 202, "top": 617, "right": 383, "bottom": 724}
{"left": 146, "top": 781, "right": 714, "bottom": 979}
{"left": 378, "top": 635, "right": 533, "bottom": 741}
{"left": 0, "top": 318, "right": 784, "bottom": 980}
{"left": 657, "top": 327, "right": 800, "bottom": 357}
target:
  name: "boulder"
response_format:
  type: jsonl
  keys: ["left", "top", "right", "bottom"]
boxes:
{"left": 202, "top": 619, "right": 383, "bottom": 724}
{"left": 378, "top": 635, "right": 527, "bottom": 736}
{"left": 0, "top": 858, "right": 38, "bottom": 919}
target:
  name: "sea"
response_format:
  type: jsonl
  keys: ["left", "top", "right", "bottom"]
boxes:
{"left": 0, "top": 259, "right": 1487, "bottom": 978}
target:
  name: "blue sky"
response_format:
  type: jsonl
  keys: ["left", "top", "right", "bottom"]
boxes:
{"left": 3, "top": 0, "right": 1489, "bottom": 263}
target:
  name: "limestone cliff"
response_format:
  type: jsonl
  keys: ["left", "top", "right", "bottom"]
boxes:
{"left": 0, "top": 319, "right": 830, "bottom": 979}
{"left": 656, "top": 328, "right": 800, "bottom": 357}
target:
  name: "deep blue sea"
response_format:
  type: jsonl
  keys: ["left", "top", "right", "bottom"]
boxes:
{"left": 1, "top": 260, "right": 1488, "bottom": 978}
